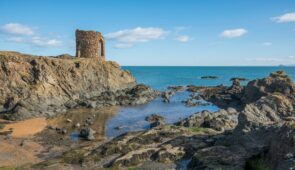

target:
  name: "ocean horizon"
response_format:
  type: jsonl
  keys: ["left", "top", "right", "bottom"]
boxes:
{"left": 123, "top": 66, "right": 295, "bottom": 90}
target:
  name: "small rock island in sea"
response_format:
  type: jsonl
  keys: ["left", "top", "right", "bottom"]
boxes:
{"left": 1, "top": 30, "right": 295, "bottom": 170}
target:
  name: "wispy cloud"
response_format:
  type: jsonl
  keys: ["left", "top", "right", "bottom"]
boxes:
{"left": 246, "top": 56, "right": 295, "bottom": 65}
{"left": 30, "top": 36, "right": 62, "bottom": 47}
{"left": 6, "top": 36, "right": 62, "bottom": 47}
{"left": 106, "top": 27, "right": 168, "bottom": 49}
{"left": 106, "top": 27, "right": 168, "bottom": 43}
{"left": 272, "top": 12, "right": 295, "bottom": 23}
{"left": 1, "top": 23, "right": 63, "bottom": 48}
{"left": 220, "top": 28, "right": 247, "bottom": 38}
{"left": 262, "top": 42, "right": 272, "bottom": 46}
{"left": 0, "top": 23, "right": 34, "bottom": 35}
{"left": 175, "top": 35, "right": 191, "bottom": 43}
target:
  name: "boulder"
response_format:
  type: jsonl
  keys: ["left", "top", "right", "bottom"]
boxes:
{"left": 242, "top": 71, "right": 295, "bottom": 103}
{"left": 176, "top": 108, "right": 238, "bottom": 132}
{"left": 79, "top": 127, "right": 96, "bottom": 140}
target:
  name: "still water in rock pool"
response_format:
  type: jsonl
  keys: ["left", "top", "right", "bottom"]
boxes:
{"left": 47, "top": 66, "right": 295, "bottom": 140}
{"left": 106, "top": 91, "right": 218, "bottom": 138}
{"left": 51, "top": 91, "right": 218, "bottom": 141}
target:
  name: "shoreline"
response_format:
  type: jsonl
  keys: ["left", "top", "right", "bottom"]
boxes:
{"left": 25, "top": 70, "right": 295, "bottom": 169}
{"left": 0, "top": 51, "right": 295, "bottom": 169}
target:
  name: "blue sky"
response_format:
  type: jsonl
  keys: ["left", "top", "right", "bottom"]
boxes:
{"left": 0, "top": 0, "right": 295, "bottom": 66}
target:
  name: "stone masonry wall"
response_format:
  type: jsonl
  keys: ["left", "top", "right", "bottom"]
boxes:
{"left": 76, "top": 29, "right": 105, "bottom": 60}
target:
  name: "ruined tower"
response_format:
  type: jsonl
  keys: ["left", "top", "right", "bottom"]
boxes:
{"left": 75, "top": 29, "right": 105, "bottom": 60}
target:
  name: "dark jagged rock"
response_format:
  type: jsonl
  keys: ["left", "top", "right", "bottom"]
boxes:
{"left": 145, "top": 114, "right": 165, "bottom": 122}
{"left": 167, "top": 85, "right": 186, "bottom": 92}
{"left": 186, "top": 85, "right": 208, "bottom": 92}
{"left": 201, "top": 76, "right": 219, "bottom": 79}
{"left": 161, "top": 90, "right": 175, "bottom": 103}
{"left": 145, "top": 114, "right": 166, "bottom": 128}
{"left": 187, "top": 72, "right": 295, "bottom": 169}
{"left": 242, "top": 70, "right": 295, "bottom": 103}
{"left": 183, "top": 93, "right": 210, "bottom": 107}
{"left": 79, "top": 127, "right": 96, "bottom": 140}
{"left": 176, "top": 108, "right": 238, "bottom": 132}
{"left": 230, "top": 77, "right": 249, "bottom": 82}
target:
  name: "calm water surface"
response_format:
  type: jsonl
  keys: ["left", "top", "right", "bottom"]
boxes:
{"left": 123, "top": 66, "right": 295, "bottom": 90}
{"left": 63, "top": 66, "right": 295, "bottom": 139}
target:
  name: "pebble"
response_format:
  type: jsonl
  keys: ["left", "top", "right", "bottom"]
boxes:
{"left": 74, "top": 123, "right": 81, "bottom": 128}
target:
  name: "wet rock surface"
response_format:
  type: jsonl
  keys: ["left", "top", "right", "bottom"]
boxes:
{"left": 146, "top": 114, "right": 166, "bottom": 128}
{"left": 176, "top": 108, "right": 238, "bottom": 132}
{"left": 79, "top": 127, "right": 95, "bottom": 140}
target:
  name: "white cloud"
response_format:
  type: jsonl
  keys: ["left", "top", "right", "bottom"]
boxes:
{"left": 262, "top": 42, "right": 272, "bottom": 46}
{"left": 31, "top": 36, "right": 62, "bottom": 47}
{"left": 106, "top": 27, "right": 168, "bottom": 43}
{"left": 220, "top": 28, "right": 247, "bottom": 38}
{"left": 175, "top": 35, "right": 191, "bottom": 43}
{"left": 289, "top": 56, "right": 295, "bottom": 59}
{"left": 114, "top": 43, "right": 134, "bottom": 49}
{"left": 272, "top": 12, "right": 295, "bottom": 23}
{"left": 1, "top": 23, "right": 63, "bottom": 48}
{"left": 5, "top": 35, "right": 62, "bottom": 47}
{"left": 0, "top": 23, "right": 34, "bottom": 35}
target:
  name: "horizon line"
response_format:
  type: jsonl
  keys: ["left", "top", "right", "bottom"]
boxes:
{"left": 121, "top": 65, "right": 295, "bottom": 67}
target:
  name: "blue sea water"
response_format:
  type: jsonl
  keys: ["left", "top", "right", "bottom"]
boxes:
{"left": 123, "top": 66, "right": 295, "bottom": 90}
{"left": 106, "top": 66, "right": 295, "bottom": 137}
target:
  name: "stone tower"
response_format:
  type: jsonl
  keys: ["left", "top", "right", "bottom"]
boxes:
{"left": 75, "top": 29, "right": 105, "bottom": 60}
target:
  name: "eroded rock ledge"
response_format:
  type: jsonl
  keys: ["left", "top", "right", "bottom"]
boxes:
{"left": 31, "top": 71, "right": 295, "bottom": 170}
{"left": 0, "top": 51, "right": 159, "bottom": 120}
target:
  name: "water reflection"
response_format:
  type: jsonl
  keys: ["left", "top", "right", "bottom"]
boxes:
{"left": 49, "top": 91, "right": 219, "bottom": 140}
{"left": 106, "top": 91, "right": 219, "bottom": 138}
{"left": 48, "top": 107, "right": 119, "bottom": 141}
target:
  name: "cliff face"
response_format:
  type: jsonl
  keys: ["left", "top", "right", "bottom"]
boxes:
{"left": 0, "top": 51, "right": 136, "bottom": 119}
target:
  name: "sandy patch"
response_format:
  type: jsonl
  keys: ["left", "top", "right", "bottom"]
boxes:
{"left": 0, "top": 138, "right": 43, "bottom": 167}
{"left": 0, "top": 117, "right": 47, "bottom": 138}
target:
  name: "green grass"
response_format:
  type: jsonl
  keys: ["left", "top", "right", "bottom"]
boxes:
{"left": 186, "top": 127, "right": 212, "bottom": 134}
{"left": 0, "top": 168, "right": 16, "bottom": 170}
{"left": 245, "top": 158, "right": 269, "bottom": 170}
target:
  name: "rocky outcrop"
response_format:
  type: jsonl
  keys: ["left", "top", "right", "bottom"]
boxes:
{"left": 0, "top": 51, "right": 158, "bottom": 120}
{"left": 176, "top": 108, "right": 238, "bottom": 132}
{"left": 242, "top": 70, "right": 295, "bottom": 103}
{"left": 33, "top": 124, "right": 219, "bottom": 169}
{"left": 145, "top": 114, "right": 166, "bottom": 128}
{"left": 187, "top": 71, "right": 295, "bottom": 169}
{"left": 27, "top": 71, "right": 295, "bottom": 169}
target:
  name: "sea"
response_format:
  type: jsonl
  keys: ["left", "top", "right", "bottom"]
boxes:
{"left": 95, "top": 67, "right": 295, "bottom": 138}
{"left": 123, "top": 66, "right": 295, "bottom": 90}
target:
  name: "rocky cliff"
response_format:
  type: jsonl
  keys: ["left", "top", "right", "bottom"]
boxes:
{"left": 0, "top": 51, "right": 157, "bottom": 120}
